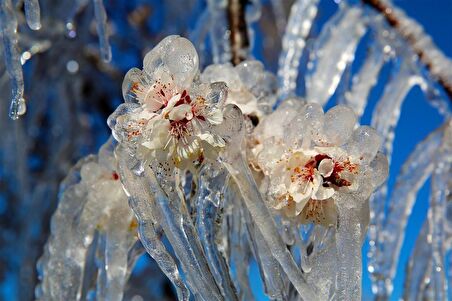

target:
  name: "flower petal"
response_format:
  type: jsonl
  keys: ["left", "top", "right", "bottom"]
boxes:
{"left": 313, "top": 186, "right": 334, "bottom": 200}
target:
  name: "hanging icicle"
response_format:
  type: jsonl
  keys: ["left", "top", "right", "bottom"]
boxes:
{"left": 93, "top": 0, "right": 112, "bottom": 62}
{"left": 0, "top": 0, "right": 26, "bottom": 120}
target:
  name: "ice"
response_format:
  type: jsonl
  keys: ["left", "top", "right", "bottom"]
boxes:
{"left": 277, "top": 0, "right": 319, "bottom": 99}
{"left": 37, "top": 141, "right": 135, "bottom": 301}
{"left": 371, "top": 123, "right": 446, "bottom": 297}
{"left": 0, "top": 0, "right": 26, "bottom": 120}
{"left": 24, "top": 0, "right": 41, "bottom": 30}
{"left": 428, "top": 123, "right": 452, "bottom": 300}
{"left": 93, "top": 0, "right": 112, "bottom": 62}
{"left": 305, "top": 5, "right": 366, "bottom": 106}
{"left": 403, "top": 222, "right": 432, "bottom": 301}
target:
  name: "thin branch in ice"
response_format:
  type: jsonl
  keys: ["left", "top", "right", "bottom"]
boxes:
{"left": 0, "top": 0, "right": 26, "bottom": 120}
{"left": 227, "top": 0, "right": 250, "bottom": 65}
{"left": 363, "top": 0, "right": 452, "bottom": 101}
{"left": 93, "top": 0, "right": 112, "bottom": 62}
{"left": 428, "top": 123, "right": 452, "bottom": 300}
{"left": 370, "top": 123, "right": 445, "bottom": 297}
{"left": 305, "top": 4, "right": 366, "bottom": 106}
{"left": 277, "top": 0, "right": 319, "bottom": 100}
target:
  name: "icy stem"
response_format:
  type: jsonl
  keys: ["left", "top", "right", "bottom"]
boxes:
{"left": 218, "top": 105, "right": 318, "bottom": 300}
{"left": 195, "top": 162, "right": 238, "bottom": 300}
{"left": 371, "top": 123, "right": 445, "bottom": 297}
{"left": 368, "top": 58, "right": 422, "bottom": 295}
{"left": 305, "top": 4, "right": 366, "bottom": 106}
{"left": 403, "top": 222, "right": 432, "bottom": 301}
{"left": 428, "top": 123, "right": 452, "bottom": 300}
{"left": 277, "top": 0, "right": 319, "bottom": 99}
{"left": 0, "top": 0, "right": 26, "bottom": 120}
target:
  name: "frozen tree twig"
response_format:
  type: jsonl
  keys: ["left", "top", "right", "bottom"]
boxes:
{"left": 227, "top": 0, "right": 249, "bottom": 65}
{"left": 362, "top": 0, "right": 452, "bottom": 101}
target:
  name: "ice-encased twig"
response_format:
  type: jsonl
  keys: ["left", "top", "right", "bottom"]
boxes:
{"left": 36, "top": 156, "right": 94, "bottom": 300}
{"left": 24, "top": 0, "right": 41, "bottom": 30}
{"left": 371, "top": 123, "right": 445, "bottom": 297}
{"left": 92, "top": 0, "right": 112, "bottom": 62}
{"left": 37, "top": 140, "right": 136, "bottom": 301}
{"left": 117, "top": 151, "right": 190, "bottom": 301}
{"left": 428, "top": 123, "right": 452, "bottom": 300}
{"left": 277, "top": 0, "right": 319, "bottom": 100}
{"left": 335, "top": 202, "right": 364, "bottom": 301}
{"left": 0, "top": 0, "right": 26, "bottom": 120}
{"left": 305, "top": 4, "right": 366, "bottom": 106}
{"left": 218, "top": 104, "right": 318, "bottom": 300}
{"left": 245, "top": 209, "right": 288, "bottom": 301}
{"left": 368, "top": 59, "right": 423, "bottom": 296}
{"left": 343, "top": 41, "right": 384, "bottom": 120}
{"left": 226, "top": 185, "right": 255, "bottom": 300}
{"left": 195, "top": 162, "right": 238, "bottom": 300}
{"left": 403, "top": 221, "right": 432, "bottom": 301}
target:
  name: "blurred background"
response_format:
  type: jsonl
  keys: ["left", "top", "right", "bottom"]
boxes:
{"left": 0, "top": 0, "right": 450, "bottom": 300}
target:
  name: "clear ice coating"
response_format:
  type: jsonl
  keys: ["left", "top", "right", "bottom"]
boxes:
{"left": 0, "top": 0, "right": 26, "bottom": 120}
{"left": 0, "top": 0, "right": 449, "bottom": 300}
{"left": 104, "top": 36, "right": 387, "bottom": 300}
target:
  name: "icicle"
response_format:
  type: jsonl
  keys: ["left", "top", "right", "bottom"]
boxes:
{"left": 305, "top": 5, "right": 366, "bottom": 106}
{"left": 344, "top": 42, "right": 384, "bottom": 120}
{"left": 370, "top": 123, "right": 445, "bottom": 298}
{"left": 117, "top": 152, "right": 191, "bottom": 301}
{"left": 218, "top": 105, "right": 318, "bottom": 300}
{"left": 0, "top": 0, "right": 26, "bottom": 120}
{"left": 403, "top": 222, "right": 432, "bottom": 301}
{"left": 93, "top": 0, "right": 112, "bottom": 62}
{"left": 243, "top": 207, "right": 287, "bottom": 300}
{"left": 277, "top": 0, "right": 319, "bottom": 100}
{"left": 428, "top": 123, "right": 452, "bottom": 300}
{"left": 24, "top": 0, "right": 41, "bottom": 30}
{"left": 195, "top": 163, "right": 238, "bottom": 300}
{"left": 226, "top": 186, "right": 255, "bottom": 300}
{"left": 117, "top": 147, "right": 223, "bottom": 301}
{"left": 101, "top": 206, "right": 134, "bottom": 301}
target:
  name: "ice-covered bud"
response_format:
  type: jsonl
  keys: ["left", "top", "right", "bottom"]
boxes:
{"left": 110, "top": 36, "right": 230, "bottom": 170}
{"left": 251, "top": 103, "right": 388, "bottom": 226}
{"left": 201, "top": 60, "right": 277, "bottom": 119}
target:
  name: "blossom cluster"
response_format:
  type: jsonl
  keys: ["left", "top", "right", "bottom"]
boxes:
{"left": 251, "top": 101, "right": 388, "bottom": 226}
{"left": 108, "top": 36, "right": 228, "bottom": 169}
{"left": 108, "top": 36, "right": 388, "bottom": 227}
